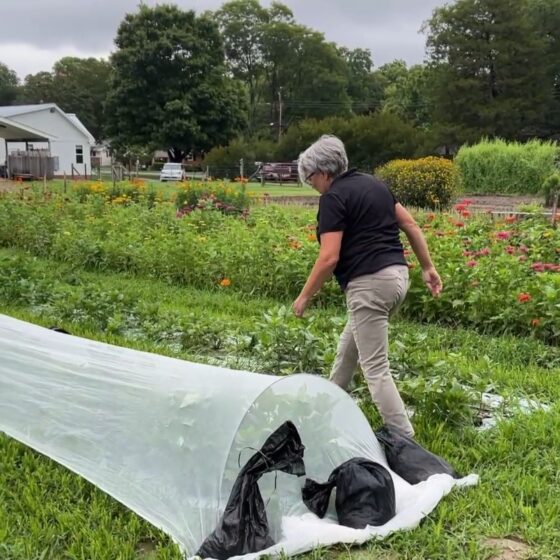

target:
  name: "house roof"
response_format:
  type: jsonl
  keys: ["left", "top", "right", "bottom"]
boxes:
{"left": 0, "top": 103, "right": 95, "bottom": 144}
{"left": 0, "top": 116, "right": 55, "bottom": 141}
{"left": 66, "top": 113, "right": 95, "bottom": 144}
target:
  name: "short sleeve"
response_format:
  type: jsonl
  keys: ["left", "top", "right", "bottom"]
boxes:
{"left": 318, "top": 192, "right": 346, "bottom": 234}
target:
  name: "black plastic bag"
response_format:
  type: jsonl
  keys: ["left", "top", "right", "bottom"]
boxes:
{"left": 196, "top": 421, "right": 305, "bottom": 560}
{"left": 302, "top": 458, "right": 396, "bottom": 529}
{"left": 375, "top": 426, "right": 461, "bottom": 485}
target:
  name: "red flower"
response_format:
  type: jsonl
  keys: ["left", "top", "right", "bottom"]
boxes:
{"left": 461, "top": 210, "right": 471, "bottom": 218}
{"left": 477, "top": 248, "right": 491, "bottom": 257}
{"left": 461, "top": 198, "right": 473, "bottom": 205}
{"left": 505, "top": 245, "right": 516, "bottom": 255}
{"left": 531, "top": 262, "right": 545, "bottom": 273}
{"left": 466, "top": 260, "right": 477, "bottom": 267}
{"left": 454, "top": 203, "right": 467, "bottom": 212}
{"left": 454, "top": 221, "right": 465, "bottom": 228}
{"left": 517, "top": 292, "right": 532, "bottom": 303}
{"left": 496, "top": 231, "right": 512, "bottom": 240}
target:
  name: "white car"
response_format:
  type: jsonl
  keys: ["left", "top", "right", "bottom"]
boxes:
{"left": 159, "top": 162, "right": 185, "bottom": 182}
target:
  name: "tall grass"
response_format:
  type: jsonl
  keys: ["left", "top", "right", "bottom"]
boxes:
{"left": 455, "top": 138, "right": 559, "bottom": 195}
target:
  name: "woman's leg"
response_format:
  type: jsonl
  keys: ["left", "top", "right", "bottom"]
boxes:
{"left": 346, "top": 266, "right": 414, "bottom": 437}
{"left": 329, "top": 320, "right": 359, "bottom": 390}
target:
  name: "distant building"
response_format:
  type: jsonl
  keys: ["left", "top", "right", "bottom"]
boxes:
{"left": 0, "top": 103, "right": 95, "bottom": 177}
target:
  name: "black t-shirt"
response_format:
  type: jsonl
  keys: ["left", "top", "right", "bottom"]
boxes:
{"left": 317, "top": 169, "right": 406, "bottom": 290}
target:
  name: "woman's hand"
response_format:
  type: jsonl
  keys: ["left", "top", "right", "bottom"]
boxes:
{"left": 422, "top": 267, "right": 443, "bottom": 297}
{"left": 293, "top": 294, "right": 311, "bottom": 317}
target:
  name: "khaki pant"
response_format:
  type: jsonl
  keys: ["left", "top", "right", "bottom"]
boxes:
{"left": 330, "top": 265, "right": 414, "bottom": 437}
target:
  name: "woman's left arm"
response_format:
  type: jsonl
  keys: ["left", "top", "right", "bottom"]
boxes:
{"left": 293, "top": 231, "right": 343, "bottom": 317}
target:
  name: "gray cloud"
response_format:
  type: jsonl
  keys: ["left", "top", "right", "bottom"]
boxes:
{"left": 1, "top": 0, "right": 445, "bottom": 79}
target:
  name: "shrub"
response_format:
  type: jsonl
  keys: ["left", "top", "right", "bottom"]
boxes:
{"left": 542, "top": 173, "right": 560, "bottom": 207}
{"left": 174, "top": 181, "right": 250, "bottom": 216}
{"left": 375, "top": 157, "right": 457, "bottom": 209}
{"left": 203, "top": 138, "right": 277, "bottom": 179}
{"left": 275, "top": 113, "right": 424, "bottom": 170}
{"left": 454, "top": 138, "right": 559, "bottom": 194}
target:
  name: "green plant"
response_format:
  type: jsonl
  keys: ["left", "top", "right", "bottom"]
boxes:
{"left": 542, "top": 173, "right": 560, "bottom": 207}
{"left": 375, "top": 157, "right": 458, "bottom": 209}
{"left": 455, "top": 138, "right": 559, "bottom": 194}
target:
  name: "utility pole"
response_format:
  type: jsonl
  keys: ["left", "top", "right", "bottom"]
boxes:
{"left": 278, "top": 87, "right": 283, "bottom": 142}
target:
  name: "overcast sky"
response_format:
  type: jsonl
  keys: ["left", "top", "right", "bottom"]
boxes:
{"left": 1, "top": 0, "right": 447, "bottom": 80}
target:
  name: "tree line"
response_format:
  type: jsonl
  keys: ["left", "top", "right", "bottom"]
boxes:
{"left": 1, "top": 0, "right": 558, "bottom": 163}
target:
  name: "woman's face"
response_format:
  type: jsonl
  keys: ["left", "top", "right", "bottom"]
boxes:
{"left": 306, "top": 171, "right": 332, "bottom": 194}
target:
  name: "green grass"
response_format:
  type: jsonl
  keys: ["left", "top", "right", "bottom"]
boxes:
{"left": 1, "top": 248, "right": 559, "bottom": 559}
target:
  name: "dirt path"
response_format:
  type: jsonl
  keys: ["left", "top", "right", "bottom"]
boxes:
{"left": 265, "top": 194, "right": 543, "bottom": 213}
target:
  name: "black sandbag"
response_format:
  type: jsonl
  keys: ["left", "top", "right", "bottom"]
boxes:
{"left": 196, "top": 421, "right": 305, "bottom": 560}
{"left": 375, "top": 426, "right": 461, "bottom": 485}
{"left": 302, "top": 458, "right": 395, "bottom": 529}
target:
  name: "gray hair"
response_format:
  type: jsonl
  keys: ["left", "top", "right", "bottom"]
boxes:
{"left": 298, "top": 134, "right": 349, "bottom": 184}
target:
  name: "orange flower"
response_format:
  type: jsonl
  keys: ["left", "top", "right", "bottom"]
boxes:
{"left": 505, "top": 215, "right": 516, "bottom": 224}
{"left": 517, "top": 292, "right": 532, "bottom": 303}
{"left": 531, "top": 318, "right": 541, "bottom": 327}
{"left": 219, "top": 278, "right": 231, "bottom": 287}
{"left": 307, "top": 233, "right": 316, "bottom": 241}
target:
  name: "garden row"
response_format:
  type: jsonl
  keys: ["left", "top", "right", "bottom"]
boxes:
{"left": 0, "top": 190, "right": 558, "bottom": 343}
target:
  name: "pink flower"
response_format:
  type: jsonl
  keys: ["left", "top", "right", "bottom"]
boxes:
{"left": 477, "top": 248, "right": 491, "bottom": 257}
{"left": 466, "top": 260, "right": 478, "bottom": 267}
{"left": 496, "top": 231, "right": 512, "bottom": 240}
{"left": 531, "top": 262, "right": 545, "bottom": 273}
{"left": 505, "top": 245, "right": 516, "bottom": 255}
{"left": 519, "top": 255, "right": 527, "bottom": 262}
{"left": 463, "top": 250, "right": 474, "bottom": 257}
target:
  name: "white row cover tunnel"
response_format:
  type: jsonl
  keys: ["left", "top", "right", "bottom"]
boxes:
{"left": 0, "top": 315, "right": 477, "bottom": 559}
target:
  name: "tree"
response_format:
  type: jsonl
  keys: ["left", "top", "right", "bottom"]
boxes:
{"left": 19, "top": 58, "right": 111, "bottom": 141}
{"left": 105, "top": 4, "right": 247, "bottom": 162}
{"left": 423, "top": 0, "right": 550, "bottom": 144}
{"left": 216, "top": 0, "right": 351, "bottom": 139}
{"left": 0, "top": 62, "right": 19, "bottom": 105}
{"left": 215, "top": 0, "right": 271, "bottom": 135}
{"left": 339, "top": 48, "right": 385, "bottom": 114}
{"left": 529, "top": 0, "right": 560, "bottom": 137}
{"left": 382, "top": 64, "right": 433, "bottom": 128}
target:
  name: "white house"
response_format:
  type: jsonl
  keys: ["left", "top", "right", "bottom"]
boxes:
{"left": 0, "top": 103, "right": 95, "bottom": 177}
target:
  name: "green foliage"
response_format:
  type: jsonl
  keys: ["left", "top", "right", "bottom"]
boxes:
{"left": 0, "top": 61, "right": 19, "bottom": 105}
{"left": 215, "top": 0, "right": 353, "bottom": 138}
{"left": 174, "top": 181, "right": 250, "bottom": 215}
{"left": 424, "top": 0, "right": 552, "bottom": 143}
{"left": 455, "top": 138, "right": 559, "bottom": 194}
{"left": 542, "top": 173, "right": 560, "bottom": 207}
{"left": 376, "top": 157, "right": 458, "bottom": 209}
{"left": 105, "top": 4, "right": 247, "bottom": 161}
{"left": 276, "top": 113, "right": 422, "bottom": 169}
{"left": 19, "top": 57, "right": 111, "bottom": 141}
{"left": 203, "top": 137, "right": 277, "bottom": 178}
{"left": 0, "top": 191, "right": 558, "bottom": 343}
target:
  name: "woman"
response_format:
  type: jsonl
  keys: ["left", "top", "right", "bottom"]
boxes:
{"left": 293, "top": 135, "right": 442, "bottom": 437}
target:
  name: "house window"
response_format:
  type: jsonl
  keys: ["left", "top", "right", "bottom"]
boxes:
{"left": 76, "top": 145, "right": 83, "bottom": 164}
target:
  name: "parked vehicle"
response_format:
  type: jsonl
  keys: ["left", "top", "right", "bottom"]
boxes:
{"left": 159, "top": 162, "right": 185, "bottom": 182}
{"left": 256, "top": 161, "right": 299, "bottom": 183}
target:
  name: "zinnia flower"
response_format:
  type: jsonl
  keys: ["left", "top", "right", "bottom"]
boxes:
{"left": 517, "top": 292, "right": 532, "bottom": 303}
